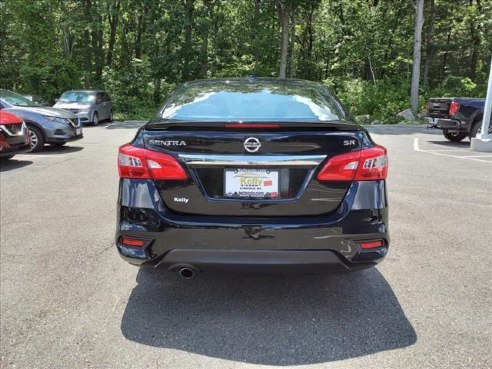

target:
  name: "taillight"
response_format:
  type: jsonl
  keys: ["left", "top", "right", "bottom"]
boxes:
{"left": 317, "top": 145, "right": 388, "bottom": 181}
{"left": 118, "top": 144, "right": 187, "bottom": 180}
{"left": 449, "top": 101, "right": 459, "bottom": 116}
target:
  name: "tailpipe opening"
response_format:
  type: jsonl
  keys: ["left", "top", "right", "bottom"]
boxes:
{"left": 179, "top": 268, "right": 195, "bottom": 280}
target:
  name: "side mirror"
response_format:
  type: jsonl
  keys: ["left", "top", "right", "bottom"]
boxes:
{"left": 54, "top": 98, "right": 59, "bottom": 103}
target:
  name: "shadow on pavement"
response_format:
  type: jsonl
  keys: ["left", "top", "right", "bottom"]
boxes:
{"left": 426, "top": 140, "right": 470, "bottom": 147}
{"left": 121, "top": 268, "right": 416, "bottom": 365}
{"left": 0, "top": 158, "right": 33, "bottom": 171}
{"left": 24, "top": 145, "right": 83, "bottom": 155}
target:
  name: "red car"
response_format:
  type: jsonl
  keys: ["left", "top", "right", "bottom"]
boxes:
{"left": 0, "top": 110, "right": 31, "bottom": 159}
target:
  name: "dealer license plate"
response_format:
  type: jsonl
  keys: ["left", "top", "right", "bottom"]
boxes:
{"left": 224, "top": 169, "right": 279, "bottom": 198}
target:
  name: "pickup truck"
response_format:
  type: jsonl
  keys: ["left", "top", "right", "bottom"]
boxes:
{"left": 425, "top": 97, "right": 491, "bottom": 142}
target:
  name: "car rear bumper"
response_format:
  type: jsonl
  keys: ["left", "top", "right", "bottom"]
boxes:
{"left": 115, "top": 179, "right": 389, "bottom": 272}
{"left": 425, "top": 117, "right": 470, "bottom": 132}
{"left": 46, "top": 133, "right": 83, "bottom": 144}
{"left": 152, "top": 249, "right": 378, "bottom": 272}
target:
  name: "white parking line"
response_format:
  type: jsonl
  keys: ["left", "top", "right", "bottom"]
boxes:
{"left": 413, "top": 138, "right": 492, "bottom": 163}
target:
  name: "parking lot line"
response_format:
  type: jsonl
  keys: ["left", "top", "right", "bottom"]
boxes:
{"left": 413, "top": 138, "right": 492, "bottom": 163}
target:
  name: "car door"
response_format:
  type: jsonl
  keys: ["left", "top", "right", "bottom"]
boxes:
{"left": 104, "top": 93, "right": 113, "bottom": 117}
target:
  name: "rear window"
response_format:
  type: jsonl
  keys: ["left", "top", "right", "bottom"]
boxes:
{"left": 59, "top": 91, "right": 96, "bottom": 103}
{"left": 159, "top": 81, "right": 344, "bottom": 122}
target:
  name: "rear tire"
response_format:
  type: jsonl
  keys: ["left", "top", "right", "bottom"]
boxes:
{"left": 28, "top": 126, "right": 45, "bottom": 152}
{"left": 469, "top": 119, "right": 492, "bottom": 139}
{"left": 92, "top": 112, "right": 99, "bottom": 126}
{"left": 443, "top": 130, "right": 467, "bottom": 142}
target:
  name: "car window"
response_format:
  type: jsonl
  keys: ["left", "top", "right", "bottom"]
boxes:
{"left": 159, "top": 81, "right": 343, "bottom": 122}
{"left": 103, "top": 93, "right": 110, "bottom": 102}
{"left": 0, "top": 90, "right": 39, "bottom": 107}
{"left": 96, "top": 93, "right": 103, "bottom": 104}
{"left": 59, "top": 91, "right": 96, "bottom": 103}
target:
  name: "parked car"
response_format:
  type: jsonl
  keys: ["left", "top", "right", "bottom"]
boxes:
{"left": 0, "top": 111, "right": 31, "bottom": 159}
{"left": 53, "top": 90, "right": 114, "bottom": 126}
{"left": 22, "top": 94, "right": 50, "bottom": 106}
{"left": 115, "top": 78, "right": 389, "bottom": 278}
{"left": 0, "top": 89, "right": 83, "bottom": 152}
{"left": 425, "top": 97, "right": 491, "bottom": 142}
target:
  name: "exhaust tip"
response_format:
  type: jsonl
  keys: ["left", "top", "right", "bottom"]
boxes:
{"left": 179, "top": 268, "right": 194, "bottom": 279}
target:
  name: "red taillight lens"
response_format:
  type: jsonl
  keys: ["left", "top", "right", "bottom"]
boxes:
{"left": 317, "top": 145, "right": 388, "bottom": 181}
{"left": 120, "top": 236, "right": 146, "bottom": 247}
{"left": 449, "top": 101, "right": 459, "bottom": 116}
{"left": 118, "top": 144, "right": 187, "bottom": 180}
{"left": 360, "top": 240, "right": 384, "bottom": 249}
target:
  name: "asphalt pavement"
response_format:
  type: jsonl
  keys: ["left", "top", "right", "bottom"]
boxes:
{"left": 1, "top": 122, "right": 491, "bottom": 369}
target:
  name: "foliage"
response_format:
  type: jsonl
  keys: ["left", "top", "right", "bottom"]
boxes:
{"left": 440, "top": 75, "right": 478, "bottom": 97}
{"left": 1, "top": 0, "right": 491, "bottom": 121}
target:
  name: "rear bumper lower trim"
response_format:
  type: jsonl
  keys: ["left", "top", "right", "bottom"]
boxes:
{"left": 121, "top": 248, "right": 382, "bottom": 272}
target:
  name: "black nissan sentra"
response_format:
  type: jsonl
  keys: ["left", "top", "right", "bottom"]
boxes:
{"left": 116, "top": 78, "right": 389, "bottom": 278}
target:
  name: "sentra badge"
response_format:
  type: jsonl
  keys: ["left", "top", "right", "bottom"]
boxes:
{"left": 149, "top": 139, "right": 186, "bottom": 146}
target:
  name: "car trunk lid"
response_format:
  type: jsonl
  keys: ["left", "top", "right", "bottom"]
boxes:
{"left": 141, "top": 123, "right": 364, "bottom": 217}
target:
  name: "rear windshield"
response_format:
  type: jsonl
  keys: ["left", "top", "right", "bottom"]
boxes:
{"left": 59, "top": 91, "right": 96, "bottom": 103}
{"left": 158, "top": 81, "right": 344, "bottom": 122}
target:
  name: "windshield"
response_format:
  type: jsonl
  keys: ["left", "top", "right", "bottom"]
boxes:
{"left": 59, "top": 91, "right": 96, "bottom": 103}
{"left": 159, "top": 80, "right": 344, "bottom": 123}
{"left": 0, "top": 90, "right": 39, "bottom": 107}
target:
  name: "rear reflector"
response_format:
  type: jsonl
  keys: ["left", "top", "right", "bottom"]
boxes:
{"left": 118, "top": 144, "right": 187, "bottom": 180}
{"left": 360, "top": 240, "right": 384, "bottom": 249}
{"left": 120, "top": 236, "right": 146, "bottom": 247}
{"left": 317, "top": 145, "right": 388, "bottom": 181}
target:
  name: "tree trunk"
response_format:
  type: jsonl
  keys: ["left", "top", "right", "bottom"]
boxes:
{"left": 410, "top": 0, "right": 424, "bottom": 114}
{"left": 440, "top": 29, "right": 451, "bottom": 81}
{"left": 423, "top": 0, "right": 435, "bottom": 87}
{"left": 276, "top": 1, "right": 290, "bottom": 78}
{"left": 199, "top": 0, "right": 212, "bottom": 78}
{"left": 289, "top": 12, "right": 296, "bottom": 78}
{"left": 106, "top": 0, "right": 120, "bottom": 66}
{"left": 253, "top": 0, "right": 261, "bottom": 73}
{"left": 181, "top": 0, "right": 194, "bottom": 81}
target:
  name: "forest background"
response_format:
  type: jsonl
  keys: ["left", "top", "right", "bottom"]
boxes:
{"left": 1, "top": 0, "right": 491, "bottom": 122}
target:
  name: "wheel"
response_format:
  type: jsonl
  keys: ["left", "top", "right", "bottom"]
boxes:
{"left": 108, "top": 109, "right": 114, "bottom": 122}
{"left": 50, "top": 142, "right": 66, "bottom": 147}
{"left": 28, "top": 126, "right": 45, "bottom": 152}
{"left": 469, "top": 119, "right": 492, "bottom": 139}
{"left": 443, "top": 130, "right": 467, "bottom": 142}
{"left": 92, "top": 112, "right": 99, "bottom": 126}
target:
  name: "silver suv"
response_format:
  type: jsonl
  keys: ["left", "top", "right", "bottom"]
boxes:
{"left": 0, "top": 89, "right": 83, "bottom": 152}
{"left": 54, "top": 90, "right": 114, "bottom": 126}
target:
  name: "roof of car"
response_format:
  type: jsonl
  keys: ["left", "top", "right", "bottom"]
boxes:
{"left": 62, "top": 90, "right": 105, "bottom": 93}
{"left": 182, "top": 77, "right": 323, "bottom": 88}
